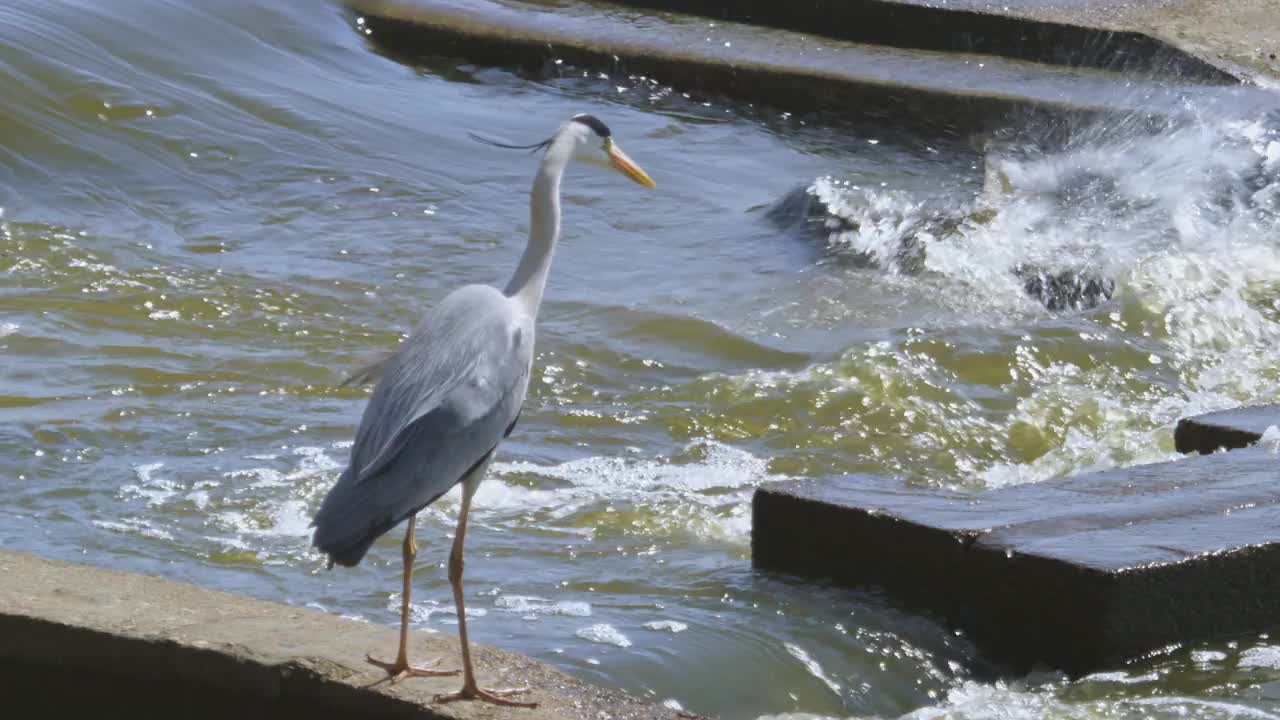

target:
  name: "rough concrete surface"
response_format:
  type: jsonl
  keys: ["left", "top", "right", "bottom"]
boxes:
{"left": 753, "top": 446, "right": 1280, "bottom": 676}
{"left": 0, "top": 550, "right": 684, "bottom": 720}
{"left": 1175, "top": 404, "right": 1280, "bottom": 455}
{"left": 1096, "top": 0, "right": 1280, "bottom": 83}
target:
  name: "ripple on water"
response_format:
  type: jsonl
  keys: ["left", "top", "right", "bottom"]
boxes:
{"left": 785, "top": 642, "right": 843, "bottom": 699}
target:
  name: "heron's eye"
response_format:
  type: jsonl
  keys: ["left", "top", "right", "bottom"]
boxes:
{"left": 603, "top": 137, "right": 614, "bottom": 152}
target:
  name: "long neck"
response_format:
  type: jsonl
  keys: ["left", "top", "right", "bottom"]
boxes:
{"left": 504, "top": 137, "right": 570, "bottom": 316}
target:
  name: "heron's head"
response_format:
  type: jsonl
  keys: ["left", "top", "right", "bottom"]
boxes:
{"left": 562, "top": 114, "right": 656, "bottom": 189}
{"left": 469, "top": 114, "right": 656, "bottom": 189}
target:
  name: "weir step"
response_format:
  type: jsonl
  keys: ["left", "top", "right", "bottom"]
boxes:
{"left": 752, "top": 409, "right": 1280, "bottom": 676}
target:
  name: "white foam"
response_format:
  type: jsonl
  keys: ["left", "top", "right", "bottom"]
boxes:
{"left": 93, "top": 518, "right": 174, "bottom": 541}
{"left": 119, "top": 462, "right": 180, "bottom": 506}
{"left": 494, "top": 594, "right": 591, "bottom": 617}
{"left": 643, "top": 620, "right": 688, "bottom": 633}
{"left": 1239, "top": 645, "right": 1280, "bottom": 669}
{"left": 1261, "top": 425, "right": 1280, "bottom": 454}
{"left": 1132, "top": 697, "right": 1280, "bottom": 720}
{"left": 187, "top": 489, "right": 210, "bottom": 510}
{"left": 286, "top": 445, "right": 342, "bottom": 480}
{"left": 68, "top": 258, "right": 120, "bottom": 274}
{"left": 1191, "top": 650, "right": 1228, "bottom": 664}
{"left": 269, "top": 500, "right": 313, "bottom": 537}
{"left": 1083, "top": 670, "right": 1160, "bottom": 684}
{"left": 808, "top": 177, "right": 933, "bottom": 274}
{"left": 781, "top": 111, "right": 1280, "bottom": 494}
{"left": 576, "top": 623, "right": 631, "bottom": 647}
{"left": 202, "top": 535, "right": 252, "bottom": 551}
{"left": 223, "top": 467, "right": 286, "bottom": 487}
{"left": 446, "top": 439, "right": 784, "bottom": 545}
{"left": 493, "top": 439, "right": 770, "bottom": 494}
{"left": 135, "top": 462, "right": 170, "bottom": 486}
{"left": 386, "top": 594, "right": 481, "bottom": 626}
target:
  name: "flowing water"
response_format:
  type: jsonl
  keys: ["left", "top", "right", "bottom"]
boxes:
{"left": 2, "top": 0, "right": 1280, "bottom": 718}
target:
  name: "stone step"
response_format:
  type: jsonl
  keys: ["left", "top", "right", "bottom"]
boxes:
{"left": 345, "top": 0, "right": 1277, "bottom": 136}
{"left": 0, "top": 550, "right": 682, "bottom": 720}
{"left": 1175, "top": 404, "right": 1280, "bottom": 455}
{"left": 752, "top": 444, "right": 1280, "bottom": 676}
{"left": 600, "top": 0, "right": 1239, "bottom": 81}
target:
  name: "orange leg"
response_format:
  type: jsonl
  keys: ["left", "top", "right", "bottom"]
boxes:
{"left": 367, "top": 513, "right": 460, "bottom": 681}
{"left": 435, "top": 470, "right": 537, "bottom": 708}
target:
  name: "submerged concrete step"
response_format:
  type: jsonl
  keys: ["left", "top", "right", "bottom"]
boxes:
{"left": 752, "top": 445, "right": 1280, "bottom": 676}
{"left": 0, "top": 550, "right": 683, "bottom": 720}
{"left": 346, "top": 0, "right": 1276, "bottom": 135}
{"left": 1175, "top": 404, "right": 1280, "bottom": 455}
{"left": 602, "top": 0, "right": 1240, "bottom": 81}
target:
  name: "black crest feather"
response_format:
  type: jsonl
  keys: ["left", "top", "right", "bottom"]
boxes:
{"left": 571, "top": 114, "right": 611, "bottom": 138}
{"left": 467, "top": 132, "right": 552, "bottom": 154}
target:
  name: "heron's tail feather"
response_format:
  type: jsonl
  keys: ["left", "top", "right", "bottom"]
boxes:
{"left": 311, "top": 468, "right": 400, "bottom": 568}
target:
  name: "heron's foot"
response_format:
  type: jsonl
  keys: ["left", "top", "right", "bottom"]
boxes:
{"left": 435, "top": 684, "right": 537, "bottom": 708}
{"left": 366, "top": 653, "right": 460, "bottom": 680}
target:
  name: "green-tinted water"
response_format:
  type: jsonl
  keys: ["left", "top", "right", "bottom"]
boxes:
{"left": 2, "top": 0, "right": 1280, "bottom": 717}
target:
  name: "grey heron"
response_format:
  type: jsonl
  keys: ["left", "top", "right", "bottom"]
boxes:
{"left": 311, "top": 114, "right": 655, "bottom": 707}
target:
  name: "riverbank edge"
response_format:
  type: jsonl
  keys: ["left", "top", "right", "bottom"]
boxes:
{"left": 0, "top": 549, "right": 683, "bottom": 720}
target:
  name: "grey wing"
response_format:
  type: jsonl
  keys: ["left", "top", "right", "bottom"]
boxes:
{"left": 311, "top": 286, "right": 531, "bottom": 566}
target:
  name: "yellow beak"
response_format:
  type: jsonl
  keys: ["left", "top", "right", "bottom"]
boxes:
{"left": 609, "top": 144, "right": 656, "bottom": 189}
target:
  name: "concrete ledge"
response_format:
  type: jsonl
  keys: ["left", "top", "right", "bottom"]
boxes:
{"left": 601, "top": 0, "right": 1239, "bottom": 81}
{"left": 345, "top": 0, "right": 1234, "bottom": 137}
{"left": 0, "top": 550, "right": 681, "bottom": 720}
{"left": 1175, "top": 404, "right": 1280, "bottom": 455}
{"left": 752, "top": 446, "right": 1280, "bottom": 676}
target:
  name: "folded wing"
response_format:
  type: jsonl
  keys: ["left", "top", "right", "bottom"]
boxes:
{"left": 312, "top": 284, "right": 531, "bottom": 566}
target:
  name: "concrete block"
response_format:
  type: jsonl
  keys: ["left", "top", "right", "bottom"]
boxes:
{"left": 1175, "top": 404, "right": 1280, "bottom": 455}
{"left": 0, "top": 550, "right": 684, "bottom": 720}
{"left": 752, "top": 447, "right": 1280, "bottom": 676}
